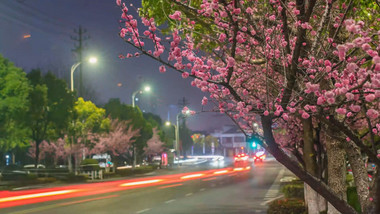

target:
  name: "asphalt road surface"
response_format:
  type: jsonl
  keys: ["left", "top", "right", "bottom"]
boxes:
{"left": 1, "top": 160, "right": 287, "bottom": 214}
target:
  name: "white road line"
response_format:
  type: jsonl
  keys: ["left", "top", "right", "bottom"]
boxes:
{"left": 260, "top": 168, "right": 285, "bottom": 206}
{"left": 185, "top": 193, "right": 193, "bottom": 197}
{"left": 199, "top": 188, "right": 206, "bottom": 192}
{"left": 136, "top": 208, "right": 151, "bottom": 213}
{"left": 260, "top": 195, "right": 284, "bottom": 206}
{"left": 165, "top": 199, "right": 176, "bottom": 204}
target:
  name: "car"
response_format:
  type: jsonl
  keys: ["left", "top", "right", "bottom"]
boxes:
{"left": 253, "top": 151, "right": 266, "bottom": 162}
{"left": 234, "top": 153, "right": 249, "bottom": 162}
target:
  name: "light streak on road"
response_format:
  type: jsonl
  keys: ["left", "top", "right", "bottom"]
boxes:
{"left": 0, "top": 190, "right": 77, "bottom": 203}
{"left": 180, "top": 173, "right": 204, "bottom": 179}
{"left": 120, "top": 179, "right": 163, "bottom": 187}
{"left": 233, "top": 167, "right": 244, "bottom": 171}
{"left": 213, "top": 170, "right": 229, "bottom": 174}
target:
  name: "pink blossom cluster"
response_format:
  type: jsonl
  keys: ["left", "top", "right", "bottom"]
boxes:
{"left": 117, "top": 0, "right": 379, "bottom": 140}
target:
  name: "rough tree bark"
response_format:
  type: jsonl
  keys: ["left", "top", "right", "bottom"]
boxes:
{"left": 303, "top": 118, "right": 327, "bottom": 213}
{"left": 325, "top": 135, "right": 346, "bottom": 214}
{"left": 343, "top": 140, "right": 370, "bottom": 212}
{"left": 261, "top": 115, "right": 357, "bottom": 214}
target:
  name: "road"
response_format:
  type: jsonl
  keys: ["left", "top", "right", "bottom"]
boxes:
{"left": 1, "top": 160, "right": 288, "bottom": 214}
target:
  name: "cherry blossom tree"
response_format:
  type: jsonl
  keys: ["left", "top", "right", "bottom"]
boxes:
{"left": 116, "top": 0, "right": 380, "bottom": 213}
{"left": 27, "top": 138, "right": 70, "bottom": 165}
{"left": 90, "top": 119, "right": 140, "bottom": 161}
{"left": 144, "top": 127, "right": 165, "bottom": 155}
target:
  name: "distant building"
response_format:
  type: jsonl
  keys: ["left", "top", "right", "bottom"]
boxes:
{"left": 211, "top": 125, "right": 247, "bottom": 157}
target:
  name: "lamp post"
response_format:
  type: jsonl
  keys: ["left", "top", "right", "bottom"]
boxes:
{"left": 131, "top": 85, "right": 151, "bottom": 168}
{"left": 132, "top": 86, "right": 151, "bottom": 107}
{"left": 165, "top": 109, "right": 191, "bottom": 159}
{"left": 70, "top": 57, "right": 97, "bottom": 164}
{"left": 70, "top": 57, "right": 97, "bottom": 92}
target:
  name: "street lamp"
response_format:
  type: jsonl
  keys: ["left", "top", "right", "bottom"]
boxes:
{"left": 131, "top": 85, "right": 151, "bottom": 168}
{"left": 175, "top": 109, "right": 192, "bottom": 156}
{"left": 132, "top": 85, "right": 151, "bottom": 108}
{"left": 70, "top": 57, "right": 97, "bottom": 92}
{"left": 165, "top": 121, "right": 178, "bottom": 151}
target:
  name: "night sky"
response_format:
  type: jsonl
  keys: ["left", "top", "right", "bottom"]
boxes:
{"left": 0, "top": 0, "right": 233, "bottom": 132}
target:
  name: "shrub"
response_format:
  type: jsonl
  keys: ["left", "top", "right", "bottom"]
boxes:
{"left": 63, "top": 173, "right": 88, "bottom": 183}
{"left": 267, "top": 198, "right": 306, "bottom": 214}
{"left": 80, "top": 159, "right": 100, "bottom": 171}
{"left": 281, "top": 182, "right": 304, "bottom": 199}
{"left": 347, "top": 186, "right": 361, "bottom": 213}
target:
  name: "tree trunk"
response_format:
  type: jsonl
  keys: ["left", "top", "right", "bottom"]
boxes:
{"left": 326, "top": 136, "right": 346, "bottom": 214}
{"left": 302, "top": 118, "right": 326, "bottom": 213}
{"left": 261, "top": 115, "right": 358, "bottom": 214}
{"left": 343, "top": 140, "right": 370, "bottom": 213}
{"left": 35, "top": 140, "right": 41, "bottom": 168}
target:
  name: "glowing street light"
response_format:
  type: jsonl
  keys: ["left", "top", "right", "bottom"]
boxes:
{"left": 132, "top": 85, "right": 151, "bottom": 108}
{"left": 70, "top": 56, "right": 98, "bottom": 92}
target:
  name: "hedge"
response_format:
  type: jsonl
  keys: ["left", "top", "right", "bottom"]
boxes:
{"left": 267, "top": 198, "right": 306, "bottom": 214}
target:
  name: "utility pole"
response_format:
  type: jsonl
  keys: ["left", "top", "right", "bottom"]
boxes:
{"left": 71, "top": 25, "right": 90, "bottom": 97}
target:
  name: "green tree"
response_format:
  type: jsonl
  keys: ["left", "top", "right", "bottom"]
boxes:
{"left": 0, "top": 55, "right": 30, "bottom": 157}
{"left": 26, "top": 70, "right": 75, "bottom": 168}
{"left": 68, "top": 97, "right": 110, "bottom": 171}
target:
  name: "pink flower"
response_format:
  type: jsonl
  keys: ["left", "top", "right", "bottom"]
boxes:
{"left": 201, "top": 97, "right": 208, "bottom": 105}
{"left": 219, "top": 33, "right": 226, "bottom": 42}
{"left": 337, "top": 45, "right": 347, "bottom": 61}
{"left": 116, "top": 0, "right": 121, "bottom": 6}
{"left": 227, "top": 57, "right": 235, "bottom": 67}
{"left": 346, "top": 93, "right": 354, "bottom": 101}
{"left": 182, "top": 72, "right": 189, "bottom": 78}
{"left": 302, "top": 112, "right": 310, "bottom": 119}
{"left": 182, "top": 106, "right": 189, "bottom": 114}
{"left": 349, "top": 104, "right": 361, "bottom": 112}
{"left": 373, "top": 56, "right": 380, "bottom": 64}
{"left": 246, "top": 7, "right": 253, "bottom": 14}
{"left": 282, "top": 113, "right": 289, "bottom": 121}
{"left": 365, "top": 94, "right": 375, "bottom": 102}
{"left": 346, "top": 63, "right": 358, "bottom": 72}
{"left": 169, "top": 11, "right": 182, "bottom": 21}
{"left": 264, "top": 111, "right": 269, "bottom": 116}
{"left": 336, "top": 108, "right": 347, "bottom": 115}
{"left": 317, "top": 97, "right": 325, "bottom": 105}
{"left": 366, "top": 109, "right": 379, "bottom": 119}
{"left": 159, "top": 65, "right": 166, "bottom": 73}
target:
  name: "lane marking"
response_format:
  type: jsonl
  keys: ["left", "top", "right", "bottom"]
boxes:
{"left": 158, "top": 183, "right": 183, "bottom": 189}
{"left": 202, "top": 177, "right": 217, "bottom": 181}
{"left": 260, "top": 195, "right": 284, "bottom": 206}
{"left": 7, "top": 194, "right": 119, "bottom": 214}
{"left": 165, "top": 199, "right": 176, "bottom": 204}
{"left": 59, "top": 194, "right": 119, "bottom": 206}
{"left": 260, "top": 169, "right": 285, "bottom": 205}
{"left": 199, "top": 188, "right": 206, "bottom": 192}
{"left": 0, "top": 190, "right": 78, "bottom": 203}
{"left": 185, "top": 193, "right": 193, "bottom": 197}
{"left": 136, "top": 208, "right": 151, "bottom": 213}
